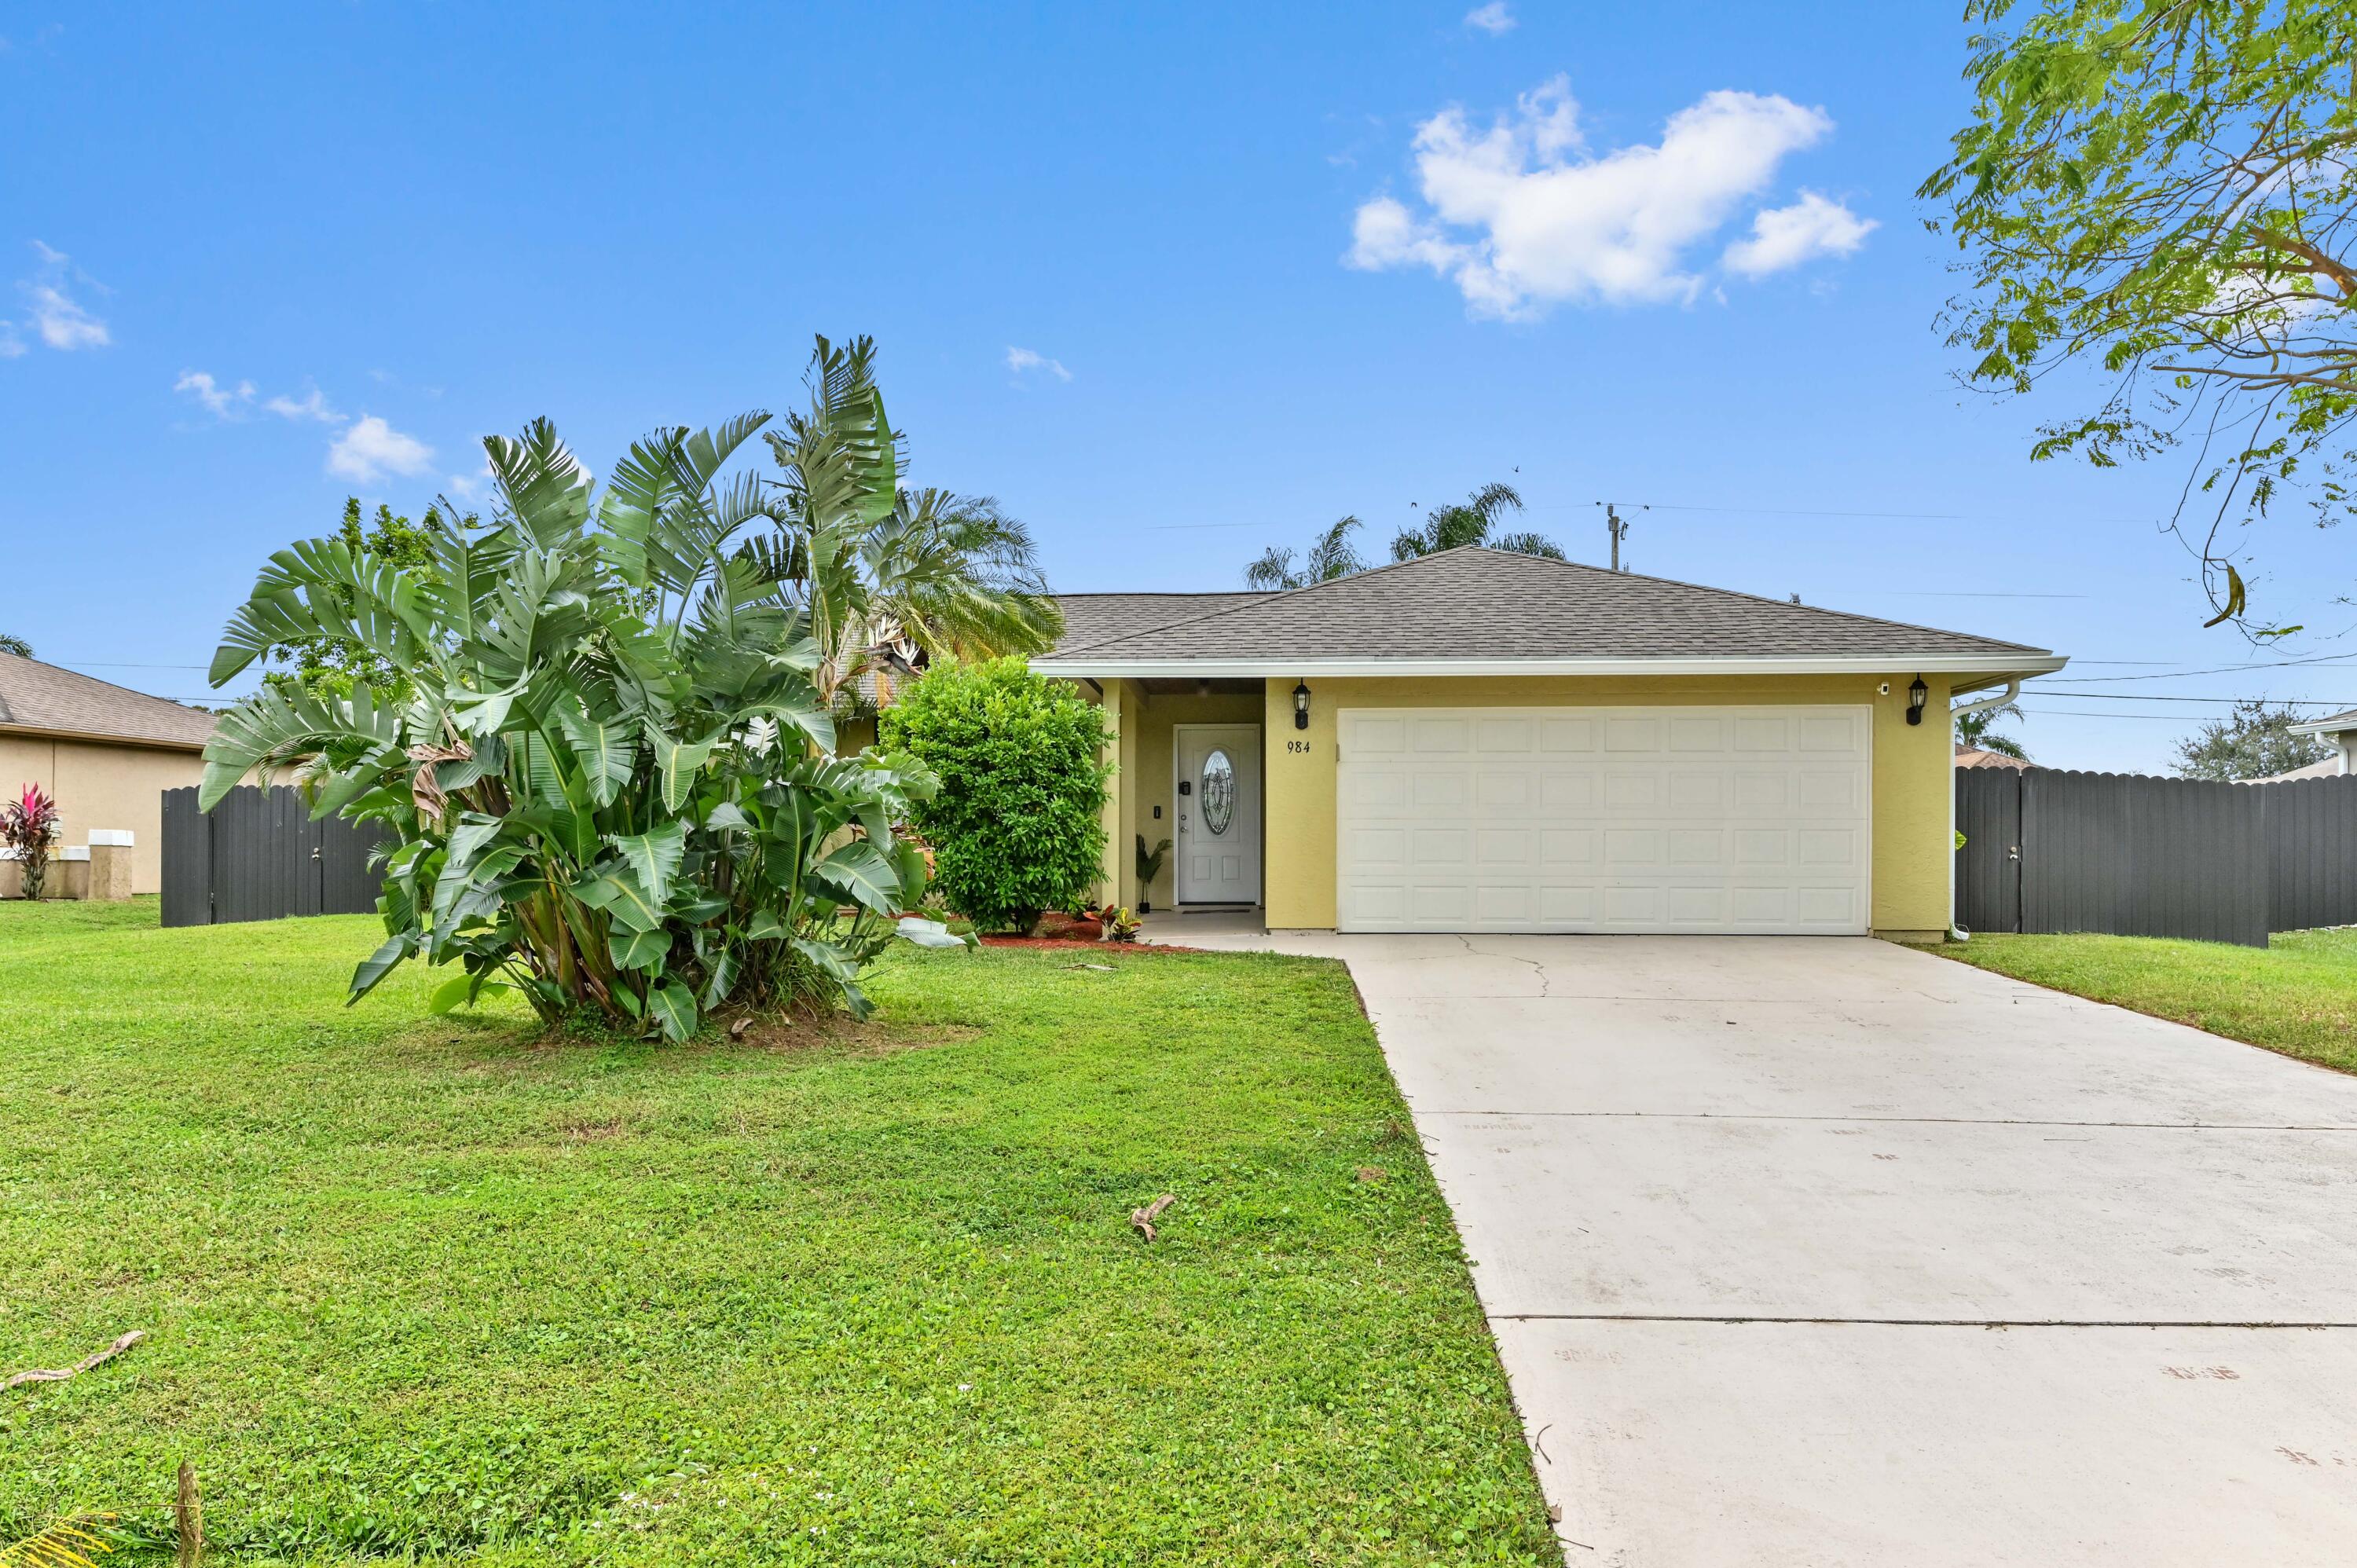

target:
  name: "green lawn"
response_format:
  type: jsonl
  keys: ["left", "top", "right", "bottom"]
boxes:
{"left": 0, "top": 904, "right": 1553, "bottom": 1565}
{"left": 1934, "top": 928, "right": 2357, "bottom": 1074}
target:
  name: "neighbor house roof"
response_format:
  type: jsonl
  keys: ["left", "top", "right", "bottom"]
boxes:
{"left": 2291, "top": 706, "right": 2357, "bottom": 738}
{"left": 1035, "top": 548, "right": 2065, "bottom": 678}
{"left": 0, "top": 654, "right": 220, "bottom": 750}
{"left": 1954, "top": 746, "right": 2034, "bottom": 771}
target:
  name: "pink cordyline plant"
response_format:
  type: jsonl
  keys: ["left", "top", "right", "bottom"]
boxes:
{"left": 3, "top": 782, "right": 62, "bottom": 900}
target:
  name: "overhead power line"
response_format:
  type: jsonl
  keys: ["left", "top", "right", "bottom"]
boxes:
{"left": 2033, "top": 691, "right": 2357, "bottom": 705}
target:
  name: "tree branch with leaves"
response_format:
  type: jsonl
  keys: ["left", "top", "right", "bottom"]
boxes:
{"left": 1925, "top": 0, "right": 2357, "bottom": 632}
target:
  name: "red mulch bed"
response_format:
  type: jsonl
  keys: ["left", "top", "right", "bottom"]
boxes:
{"left": 977, "top": 936, "right": 1204, "bottom": 953}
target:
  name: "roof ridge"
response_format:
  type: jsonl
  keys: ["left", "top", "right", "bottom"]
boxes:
{"left": 0, "top": 652, "right": 214, "bottom": 712}
{"left": 1052, "top": 547, "right": 1478, "bottom": 657}
{"left": 1486, "top": 548, "right": 2052, "bottom": 656}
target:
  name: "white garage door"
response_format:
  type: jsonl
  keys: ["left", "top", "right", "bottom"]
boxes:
{"left": 1336, "top": 705, "right": 1871, "bottom": 934}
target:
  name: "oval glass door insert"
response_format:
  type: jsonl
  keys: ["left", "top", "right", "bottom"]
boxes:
{"left": 1200, "top": 749, "right": 1235, "bottom": 836}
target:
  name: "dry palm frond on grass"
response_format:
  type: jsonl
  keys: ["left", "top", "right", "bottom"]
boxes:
{"left": 0, "top": 1515, "right": 115, "bottom": 1568}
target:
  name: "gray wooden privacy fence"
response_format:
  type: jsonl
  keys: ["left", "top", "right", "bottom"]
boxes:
{"left": 1956, "top": 767, "right": 2357, "bottom": 947}
{"left": 161, "top": 786, "right": 392, "bottom": 929}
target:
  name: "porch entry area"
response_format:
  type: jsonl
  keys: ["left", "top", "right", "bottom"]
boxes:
{"left": 1098, "top": 676, "right": 1266, "bottom": 915}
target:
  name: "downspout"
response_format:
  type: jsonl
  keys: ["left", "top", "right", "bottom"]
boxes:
{"left": 1945, "top": 679, "right": 2022, "bottom": 940}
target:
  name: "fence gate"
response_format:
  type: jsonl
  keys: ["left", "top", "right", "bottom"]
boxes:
{"left": 1953, "top": 768, "right": 2023, "bottom": 935}
{"left": 161, "top": 786, "right": 391, "bottom": 929}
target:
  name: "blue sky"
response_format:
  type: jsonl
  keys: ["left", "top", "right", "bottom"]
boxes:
{"left": 5, "top": 1, "right": 2354, "bottom": 772}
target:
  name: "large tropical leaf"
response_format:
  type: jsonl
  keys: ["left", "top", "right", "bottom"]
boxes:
{"left": 607, "top": 819, "right": 687, "bottom": 904}
{"left": 808, "top": 839, "right": 908, "bottom": 917}
{"left": 644, "top": 725, "right": 716, "bottom": 814}
{"left": 200, "top": 682, "right": 404, "bottom": 811}
{"left": 555, "top": 701, "right": 636, "bottom": 808}
{"left": 647, "top": 980, "right": 698, "bottom": 1042}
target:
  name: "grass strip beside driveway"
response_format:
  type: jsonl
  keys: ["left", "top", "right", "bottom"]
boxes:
{"left": 1934, "top": 928, "right": 2357, "bottom": 1075}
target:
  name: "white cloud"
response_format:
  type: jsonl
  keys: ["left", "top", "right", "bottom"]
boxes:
{"left": 327, "top": 416, "right": 434, "bottom": 483}
{"left": 9, "top": 242, "right": 111, "bottom": 352}
{"left": 1347, "top": 78, "right": 1862, "bottom": 317}
{"left": 266, "top": 387, "right": 343, "bottom": 423}
{"left": 1464, "top": 2, "right": 1516, "bottom": 35}
{"left": 1004, "top": 346, "right": 1072, "bottom": 381}
{"left": 1723, "top": 190, "right": 1876, "bottom": 277}
{"left": 444, "top": 460, "right": 493, "bottom": 502}
{"left": 174, "top": 370, "right": 255, "bottom": 417}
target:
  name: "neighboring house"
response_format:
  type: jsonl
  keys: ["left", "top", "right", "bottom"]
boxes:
{"left": 0, "top": 653, "right": 219, "bottom": 894}
{"left": 1955, "top": 746, "right": 2033, "bottom": 771}
{"left": 2286, "top": 707, "right": 2357, "bottom": 777}
{"left": 1033, "top": 548, "right": 2065, "bottom": 940}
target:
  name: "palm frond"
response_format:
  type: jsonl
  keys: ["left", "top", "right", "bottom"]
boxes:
{"left": 0, "top": 1515, "right": 115, "bottom": 1568}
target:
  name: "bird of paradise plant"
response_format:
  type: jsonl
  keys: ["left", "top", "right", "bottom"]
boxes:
{"left": 199, "top": 338, "right": 952, "bottom": 1035}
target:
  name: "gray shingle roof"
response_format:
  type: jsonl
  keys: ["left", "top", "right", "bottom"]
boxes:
{"left": 1053, "top": 592, "right": 1268, "bottom": 654}
{"left": 0, "top": 654, "right": 221, "bottom": 749}
{"left": 1048, "top": 548, "right": 2053, "bottom": 664}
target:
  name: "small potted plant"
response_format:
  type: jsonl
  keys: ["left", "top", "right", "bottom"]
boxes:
{"left": 1135, "top": 834, "right": 1171, "bottom": 914}
{"left": 2, "top": 783, "right": 62, "bottom": 900}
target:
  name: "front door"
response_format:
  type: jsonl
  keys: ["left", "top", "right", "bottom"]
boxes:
{"left": 1176, "top": 724, "right": 1262, "bottom": 904}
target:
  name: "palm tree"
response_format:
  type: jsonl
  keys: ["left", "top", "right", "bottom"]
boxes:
{"left": 1390, "top": 482, "right": 1563, "bottom": 562}
{"left": 757, "top": 337, "right": 1062, "bottom": 709}
{"left": 1244, "top": 515, "right": 1366, "bottom": 590}
{"left": 857, "top": 489, "right": 1061, "bottom": 705}
{"left": 0, "top": 632, "right": 31, "bottom": 658}
{"left": 1954, "top": 702, "right": 2029, "bottom": 760}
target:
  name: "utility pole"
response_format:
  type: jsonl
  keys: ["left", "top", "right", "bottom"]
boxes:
{"left": 1595, "top": 501, "right": 1646, "bottom": 571}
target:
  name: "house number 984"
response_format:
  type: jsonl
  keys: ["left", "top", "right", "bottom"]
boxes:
{"left": 1286, "top": 739, "right": 1311, "bottom": 753}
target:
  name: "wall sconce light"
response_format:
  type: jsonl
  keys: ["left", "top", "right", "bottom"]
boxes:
{"left": 1292, "top": 680, "right": 1310, "bottom": 731}
{"left": 1906, "top": 674, "right": 1928, "bottom": 726}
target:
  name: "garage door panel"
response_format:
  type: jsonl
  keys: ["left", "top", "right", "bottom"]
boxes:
{"left": 1541, "top": 770, "right": 1599, "bottom": 808}
{"left": 1339, "top": 705, "right": 1871, "bottom": 935}
{"left": 1540, "top": 717, "right": 1598, "bottom": 753}
{"left": 1412, "top": 717, "right": 1470, "bottom": 753}
{"left": 1667, "top": 771, "right": 1725, "bottom": 809}
{"left": 1540, "top": 828, "right": 1598, "bottom": 864}
{"left": 1476, "top": 828, "right": 1531, "bottom": 863}
{"left": 1605, "top": 716, "right": 1662, "bottom": 751}
{"left": 1604, "top": 828, "right": 1662, "bottom": 864}
{"left": 1668, "top": 716, "right": 1725, "bottom": 751}
{"left": 1475, "top": 770, "right": 1533, "bottom": 810}
{"left": 1667, "top": 828, "right": 1722, "bottom": 865}
{"left": 1666, "top": 886, "right": 1725, "bottom": 923}
{"left": 1413, "top": 827, "right": 1472, "bottom": 863}
{"left": 1605, "top": 772, "right": 1660, "bottom": 808}
{"left": 1410, "top": 771, "right": 1468, "bottom": 808}
{"left": 1409, "top": 884, "right": 1472, "bottom": 923}
{"left": 1798, "top": 771, "right": 1858, "bottom": 810}
{"left": 1799, "top": 714, "right": 1862, "bottom": 750}
{"left": 1476, "top": 716, "right": 1537, "bottom": 753}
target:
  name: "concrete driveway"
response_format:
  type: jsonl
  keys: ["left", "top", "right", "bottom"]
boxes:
{"left": 1173, "top": 926, "right": 2357, "bottom": 1565}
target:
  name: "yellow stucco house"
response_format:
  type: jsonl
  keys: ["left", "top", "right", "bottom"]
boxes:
{"left": 1033, "top": 548, "right": 2064, "bottom": 941}
{"left": 0, "top": 652, "right": 218, "bottom": 895}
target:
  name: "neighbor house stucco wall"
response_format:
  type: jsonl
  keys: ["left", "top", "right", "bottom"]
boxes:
{"left": 0, "top": 732, "right": 207, "bottom": 895}
{"left": 1256, "top": 673, "right": 1956, "bottom": 937}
